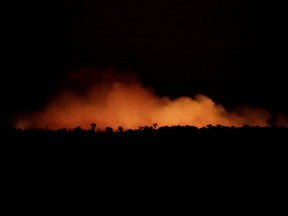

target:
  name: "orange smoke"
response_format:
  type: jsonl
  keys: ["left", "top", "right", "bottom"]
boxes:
{"left": 14, "top": 70, "right": 285, "bottom": 130}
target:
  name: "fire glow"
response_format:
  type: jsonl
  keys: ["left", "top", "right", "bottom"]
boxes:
{"left": 14, "top": 70, "right": 287, "bottom": 130}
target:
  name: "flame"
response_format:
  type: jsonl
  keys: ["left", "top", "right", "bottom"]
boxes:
{"left": 13, "top": 70, "right": 287, "bottom": 130}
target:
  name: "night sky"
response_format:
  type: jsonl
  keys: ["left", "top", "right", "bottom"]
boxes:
{"left": 2, "top": 1, "right": 287, "bottom": 127}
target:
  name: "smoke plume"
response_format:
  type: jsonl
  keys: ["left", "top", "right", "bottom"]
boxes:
{"left": 14, "top": 70, "right": 286, "bottom": 130}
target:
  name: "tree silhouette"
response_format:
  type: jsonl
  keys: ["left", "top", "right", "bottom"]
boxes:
{"left": 90, "top": 123, "right": 96, "bottom": 132}
{"left": 105, "top": 127, "right": 113, "bottom": 133}
{"left": 73, "top": 126, "right": 83, "bottom": 132}
{"left": 118, "top": 126, "right": 124, "bottom": 133}
{"left": 144, "top": 126, "right": 153, "bottom": 131}
{"left": 138, "top": 126, "right": 144, "bottom": 130}
{"left": 153, "top": 123, "right": 158, "bottom": 129}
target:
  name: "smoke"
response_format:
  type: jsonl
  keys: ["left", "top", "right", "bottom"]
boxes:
{"left": 13, "top": 70, "right": 286, "bottom": 130}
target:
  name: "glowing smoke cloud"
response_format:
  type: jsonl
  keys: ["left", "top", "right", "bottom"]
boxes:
{"left": 14, "top": 70, "right": 284, "bottom": 130}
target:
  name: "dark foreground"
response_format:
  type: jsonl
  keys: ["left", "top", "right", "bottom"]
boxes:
{"left": 2, "top": 125, "right": 287, "bottom": 210}
{"left": 3, "top": 125, "right": 287, "bottom": 166}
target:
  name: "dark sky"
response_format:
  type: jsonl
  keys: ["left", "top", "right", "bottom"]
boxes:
{"left": 2, "top": 0, "right": 287, "bottom": 126}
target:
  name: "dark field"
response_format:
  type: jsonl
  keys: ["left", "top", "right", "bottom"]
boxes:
{"left": 2, "top": 125, "right": 287, "bottom": 208}
{"left": 4, "top": 125, "right": 287, "bottom": 167}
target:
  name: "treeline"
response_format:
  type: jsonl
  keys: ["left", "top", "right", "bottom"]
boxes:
{"left": 2, "top": 124, "right": 287, "bottom": 176}
{"left": 5, "top": 124, "right": 288, "bottom": 146}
